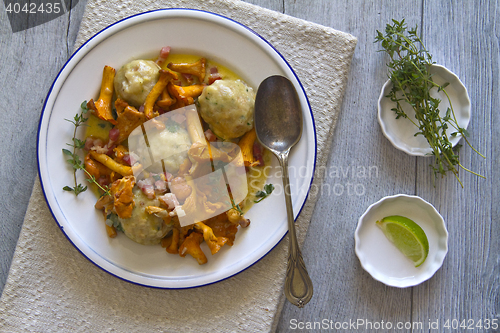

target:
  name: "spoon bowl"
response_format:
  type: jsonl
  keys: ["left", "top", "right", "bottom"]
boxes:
{"left": 254, "top": 75, "right": 313, "bottom": 308}
{"left": 254, "top": 76, "right": 303, "bottom": 153}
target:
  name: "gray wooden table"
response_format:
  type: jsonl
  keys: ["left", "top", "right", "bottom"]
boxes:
{"left": 1, "top": 1, "right": 498, "bottom": 332}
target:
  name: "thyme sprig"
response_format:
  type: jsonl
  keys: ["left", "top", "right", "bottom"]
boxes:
{"left": 375, "top": 19, "right": 485, "bottom": 187}
{"left": 62, "top": 101, "right": 110, "bottom": 196}
{"left": 254, "top": 183, "right": 275, "bottom": 203}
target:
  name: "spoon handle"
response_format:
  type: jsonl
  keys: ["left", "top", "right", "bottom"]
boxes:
{"left": 277, "top": 151, "right": 313, "bottom": 308}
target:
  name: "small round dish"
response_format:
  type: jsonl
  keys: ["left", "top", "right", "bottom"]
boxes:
{"left": 354, "top": 194, "right": 448, "bottom": 288}
{"left": 377, "top": 64, "right": 471, "bottom": 156}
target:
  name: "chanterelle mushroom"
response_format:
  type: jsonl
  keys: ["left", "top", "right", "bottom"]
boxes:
{"left": 110, "top": 175, "right": 136, "bottom": 219}
{"left": 194, "top": 221, "right": 228, "bottom": 255}
{"left": 167, "top": 58, "right": 206, "bottom": 82}
{"left": 114, "top": 99, "right": 147, "bottom": 144}
{"left": 179, "top": 232, "right": 207, "bottom": 265}
{"left": 88, "top": 65, "right": 117, "bottom": 125}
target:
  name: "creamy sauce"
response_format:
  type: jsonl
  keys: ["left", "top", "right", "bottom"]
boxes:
{"left": 85, "top": 114, "right": 113, "bottom": 141}
{"left": 159, "top": 54, "right": 241, "bottom": 82}
{"left": 241, "top": 149, "right": 272, "bottom": 213}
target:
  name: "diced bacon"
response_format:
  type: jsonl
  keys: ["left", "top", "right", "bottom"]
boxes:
{"left": 85, "top": 131, "right": 116, "bottom": 156}
{"left": 163, "top": 172, "right": 173, "bottom": 182}
{"left": 91, "top": 145, "right": 108, "bottom": 155}
{"left": 150, "top": 118, "right": 165, "bottom": 130}
{"left": 84, "top": 137, "right": 94, "bottom": 151}
{"left": 141, "top": 185, "right": 155, "bottom": 199}
{"left": 204, "top": 129, "right": 217, "bottom": 142}
{"left": 208, "top": 67, "right": 222, "bottom": 85}
{"left": 93, "top": 138, "right": 103, "bottom": 147}
{"left": 182, "top": 73, "right": 194, "bottom": 84}
{"left": 159, "top": 46, "right": 171, "bottom": 58}
{"left": 129, "top": 152, "right": 140, "bottom": 166}
{"left": 86, "top": 137, "right": 106, "bottom": 153}
{"left": 137, "top": 178, "right": 156, "bottom": 199}
{"left": 122, "top": 154, "right": 131, "bottom": 166}
{"left": 170, "top": 205, "right": 186, "bottom": 217}
{"left": 155, "top": 180, "right": 167, "bottom": 194}
{"left": 158, "top": 193, "right": 180, "bottom": 210}
{"left": 171, "top": 113, "right": 186, "bottom": 124}
{"left": 208, "top": 73, "right": 222, "bottom": 85}
{"left": 105, "top": 144, "right": 116, "bottom": 156}
{"left": 98, "top": 176, "right": 110, "bottom": 188}
{"left": 156, "top": 46, "right": 171, "bottom": 66}
{"left": 137, "top": 177, "right": 155, "bottom": 187}
{"left": 108, "top": 128, "right": 120, "bottom": 142}
{"left": 253, "top": 142, "right": 264, "bottom": 165}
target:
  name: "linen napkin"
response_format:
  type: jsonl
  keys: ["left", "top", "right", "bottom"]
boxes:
{"left": 0, "top": 0, "right": 357, "bottom": 331}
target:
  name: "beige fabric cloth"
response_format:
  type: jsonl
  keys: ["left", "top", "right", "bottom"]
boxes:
{"left": 0, "top": 0, "right": 356, "bottom": 331}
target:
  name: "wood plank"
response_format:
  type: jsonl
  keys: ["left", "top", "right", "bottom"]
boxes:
{"left": 275, "top": 1, "right": 421, "bottom": 331}
{"left": 414, "top": 0, "right": 500, "bottom": 326}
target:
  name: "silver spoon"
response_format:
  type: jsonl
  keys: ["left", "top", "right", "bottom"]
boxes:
{"left": 254, "top": 75, "right": 313, "bottom": 308}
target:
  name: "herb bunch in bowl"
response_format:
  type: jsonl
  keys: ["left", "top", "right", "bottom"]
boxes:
{"left": 375, "top": 19, "right": 484, "bottom": 187}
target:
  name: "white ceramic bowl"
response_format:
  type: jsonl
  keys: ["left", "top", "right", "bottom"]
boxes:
{"left": 377, "top": 64, "right": 471, "bottom": 156}
{"left": 37, "top": 9, "right": 316, "bottom": 289}
{"left": 355, "top": 194, "right": 448, "bottom": 288}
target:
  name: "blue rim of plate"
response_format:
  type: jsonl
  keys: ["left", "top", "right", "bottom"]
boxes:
{"left": 36, "top": 8, "right": 317, "bottom": 289}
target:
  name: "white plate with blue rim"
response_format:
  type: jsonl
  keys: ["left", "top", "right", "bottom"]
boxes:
{"left": 378, "top": 64, "right": 471, "bottom": 156}
{"left": 37, "top": 9, "right": 316, "bottom": 289}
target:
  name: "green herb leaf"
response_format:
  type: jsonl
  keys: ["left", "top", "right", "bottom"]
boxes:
{"left": 80, "top": 100, "right": 89, "bottom": 112}
{"left": 74, "top": 184, "right": 88, "bottom": 195}
{"left": 230, "top": 198, "right": 243, "bottom": 215}
{"left": 63, "top": 101, "right": 111, "bottom": 196}
{"left": 375, "top": 19, "right": 484, "bottom": 187}
{"left": 166, "top": 121, "right": 180, "bottom": 133}
{"left": 254, "top": 183, "right": 275, "bottom": 203}
{"left": 115, "top": 222, "right": 124, "bottom": 233}
{"left": 264, "top": 183, "right": 275, "bottom": 193}
{"left": 62, "top": 148, "right": 73, "bottom": 156}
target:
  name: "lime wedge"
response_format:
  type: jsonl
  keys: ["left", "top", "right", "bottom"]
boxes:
{"left": 376, "top": 215, "right": 429, "bottom": 267}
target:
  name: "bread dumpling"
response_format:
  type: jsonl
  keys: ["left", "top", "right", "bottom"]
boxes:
{"left": 197, "top": 80, "right": 255, "bottom": 140}
{"left": 114, "top": 60, "right": 161, "bottom": 107}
